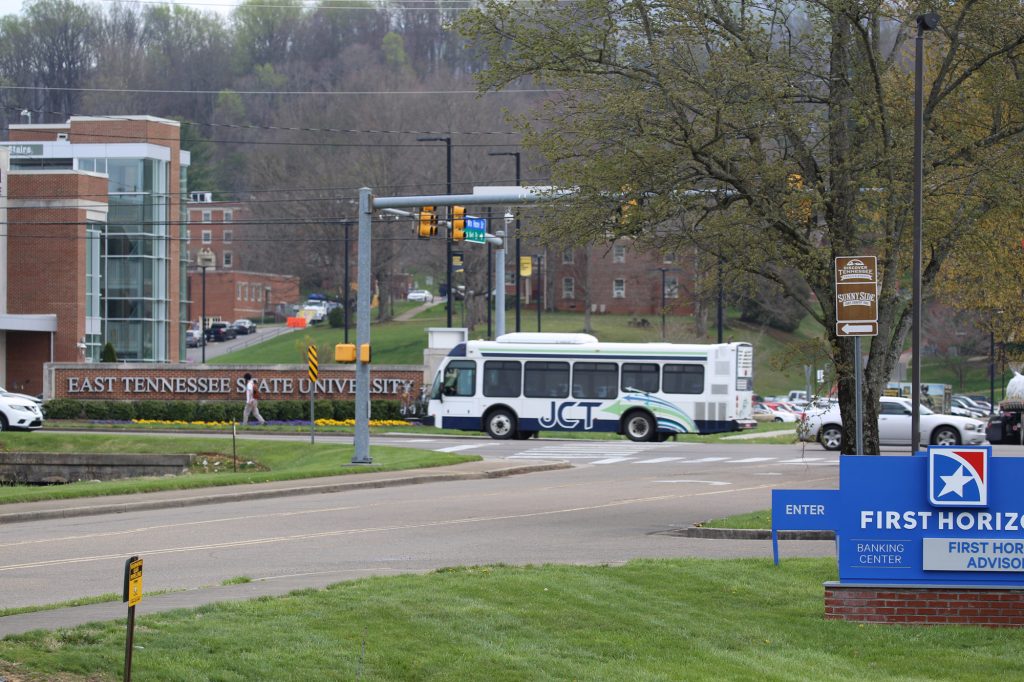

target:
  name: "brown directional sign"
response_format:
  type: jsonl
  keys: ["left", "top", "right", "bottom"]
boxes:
{"left": 835, "top": 256, "right": 878, "bottom": 337}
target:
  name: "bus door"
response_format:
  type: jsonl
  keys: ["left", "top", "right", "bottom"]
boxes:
{"left": 436, "top": 360, "right": 478, "bottom": 428}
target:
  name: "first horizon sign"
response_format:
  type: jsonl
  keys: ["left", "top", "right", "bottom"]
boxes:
{"left": 835, "top": 256, "right": 878, "bottom": 337}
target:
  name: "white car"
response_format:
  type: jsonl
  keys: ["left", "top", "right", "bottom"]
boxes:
{"left": 0, "top": 388, "right": 44, "bottom": 430}
{"left": 799, "top": 396, "right": 986, "bottom": 451}
{"left": 407, "top": 290, "right": 434, "bottom": 302}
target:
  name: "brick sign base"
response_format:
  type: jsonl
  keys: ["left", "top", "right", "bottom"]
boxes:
{"left": 825, "top": 583, "right": 1024, "bottom": 627}
{"left": 43, "top": 363, "right": 425, "bottom": 402}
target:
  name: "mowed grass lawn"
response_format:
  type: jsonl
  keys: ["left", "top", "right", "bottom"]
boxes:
{"left": 0, "top": 432, "right": 478, "bottom": 505}
{"left": 2, "top": 558, "right": 1023, "bottom": 681}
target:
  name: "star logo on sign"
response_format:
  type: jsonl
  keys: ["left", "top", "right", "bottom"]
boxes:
{"left": 937, "top": 465, "right": 972, "bottom": 498}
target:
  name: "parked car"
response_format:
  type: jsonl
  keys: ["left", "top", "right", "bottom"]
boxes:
{"left": 186, "top": 329, "right": 204, "bottom": 348}
{"left": 407, "top": 290, "right": 434, "bottom": 302}
{"left": 0, "top": 388, "right": 44, "bottom": 430}
{"left": 799, "top": 396, "right": 987, "bottom": 451}
{"left": 232, "top": 319, "right": 257, "bottom": 335}
{"left": 753, "top": 402, "right": 798, "bottom": 422}
{"left": 952, "top": 394, "right": 991, "bottom": 417}
{"left": 205, "top": 322, "right": 237, "bottom": 342}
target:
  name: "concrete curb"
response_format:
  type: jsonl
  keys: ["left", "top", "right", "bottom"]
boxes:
{"left": 657, "top": 526, "right": 835, "bottom": 541}
{"left": 0, "top": 461, "right": 572, "bottom": 525}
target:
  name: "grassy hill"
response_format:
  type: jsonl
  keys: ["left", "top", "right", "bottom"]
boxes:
{"left": 211, "top": 304, "right": 998, "bottom": 399}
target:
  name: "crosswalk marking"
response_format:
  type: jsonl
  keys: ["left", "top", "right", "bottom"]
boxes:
{"left": 779, "top": 457, "right": 824, "bottom": 463}
{"left": 436, "top": 444, "right": 492, "bottom": 453}
{"left": 681, "top": 457, "right": 729, "bottom": 463}
{"left": 727, "top": 457, "right": 775, "bottom": 463}
{"left": 592, "top": 457, "right": 634, "bottom": 465}
{"left": 635, "top": 457, "right": 685, "bottom": 464}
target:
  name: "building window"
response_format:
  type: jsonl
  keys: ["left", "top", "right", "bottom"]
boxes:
{"left": 237, "top": 283, "right": 245, "bottom": 300}
{"left": 223, "top": 251, "right": 233, "bottom": 268}
{"left": 202, "top": 210, "right": 212, "bottom": 223}
{"left": 663, "top": 253, "right": 677, "bottom": 264}
{"left": 562, "top": 277, "right": 575, "bottom": 299}
{"left": 562, "top": 248, "right": 574, "bottom": 264}
{"left": 201, "top": 230, "right": 212, "bottom": 244}
{"left": 612, "top": 245, "right": 626, "bottom": 263}
{"left": 613, "top": 279, "right": 625, "bottom": 298}
{"left": 224, "top": 210, "right": 233, "bottom": 223}
{"left": 223, "top": 230, "right": 233, "bottom": 244}
{"left": 665, "top": 276, "right": 679, "bottom": 299}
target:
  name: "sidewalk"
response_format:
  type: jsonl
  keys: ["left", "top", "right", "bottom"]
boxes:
{"left": 0, "top": 459, "right": 570, "bottom": 637}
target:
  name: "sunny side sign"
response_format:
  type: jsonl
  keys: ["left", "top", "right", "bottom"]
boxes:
{"left": 835, "top": 256, "right": 878, "bottom": 337}
{"left": 773, "top": 446, "right": 1024, "bottom": 585}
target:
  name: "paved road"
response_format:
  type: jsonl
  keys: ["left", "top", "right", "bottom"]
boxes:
{"left": 185, "top": 324, "right": 294, "bottom": 363}
{"left": 0, "top": 439, "right": 838, "bottom": 628}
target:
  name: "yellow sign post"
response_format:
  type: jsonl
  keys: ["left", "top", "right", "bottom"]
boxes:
{"left": 122, "top": 555, "right": 143, "bottom": 681}
{"left": 307, "top": 345, "right": 318, "bottom": 444}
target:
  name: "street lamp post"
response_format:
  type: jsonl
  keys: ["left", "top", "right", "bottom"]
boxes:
{"left": 657, "top": 267, "right": 680, "bottom": 341}
{"left": 418, "top": 136, "right": 453, "bottom": 327}
{"left": 911, "top": 12, "right": 939, "bottom": 455}
{"left": 489, "top": 151, "right": 521, "bottom": 331}
{"left": 344, "top": 222, "right": 350, "bottom": 343}
{"left": 196, "top": 248, "right": 216, "bottom": 364}
{"left": 535, "top": 253, "right": 543, "bottom": 332}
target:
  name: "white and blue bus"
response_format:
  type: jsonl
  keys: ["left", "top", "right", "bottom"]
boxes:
{"left": 426, "top": 333, "right": 755, "bottom": 441}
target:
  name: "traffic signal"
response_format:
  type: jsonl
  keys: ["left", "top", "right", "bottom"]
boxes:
{"left": 418, "top": 206, "right": 437, "bottom": 238}
{"left": 335, "top": 343, "right": 356, "bottom": 363}
{"left": 451, "top": 206, "right": 466, "bottom": 241}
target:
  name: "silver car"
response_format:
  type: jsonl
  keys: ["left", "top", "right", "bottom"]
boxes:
{"left": 799, "top": 396, "right": 986, "bottom": 451}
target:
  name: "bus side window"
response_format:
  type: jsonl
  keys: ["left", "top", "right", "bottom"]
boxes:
{"left": 621, "top": 363, "right": 659, "bottom": 393}
{"left": 572, "top": 362, "right": 618, "bottom": 399}
{"left": 483, "top": 360, "right": 522, "bottom": 397}
{"left": 525, "top": 361, "right": 569, "bottom": 399}
{"left": 663, "top": 364, "right": 704, "bottom": 394}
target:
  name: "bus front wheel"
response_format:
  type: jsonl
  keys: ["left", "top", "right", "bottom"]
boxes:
{"left": 623, "top": 411, "right": 656, "bottom": 442}
{"left": 485, "top": 408, "right": 517, "bottom": 440}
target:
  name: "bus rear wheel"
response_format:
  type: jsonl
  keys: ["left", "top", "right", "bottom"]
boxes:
{"left": 485, "top": 408, "right": 516, "bottom": 440}
{"left": 624, "top": 411, "right": 656, "bottom": 442}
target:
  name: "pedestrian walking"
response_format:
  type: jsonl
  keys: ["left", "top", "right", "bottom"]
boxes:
{"left": 243, "top": 372, "right": 265, "bottom": 426}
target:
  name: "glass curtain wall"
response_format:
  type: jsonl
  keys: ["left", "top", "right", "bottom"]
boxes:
{"left": 100, "top": 158, "right": 170, "bottom": 361}
{"left": 84, "top": 223, "right": 103, "bottom": 361}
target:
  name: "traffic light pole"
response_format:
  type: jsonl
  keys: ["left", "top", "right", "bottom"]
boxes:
{"left": 352, "top": 186, "right": 571, "bottom": 465}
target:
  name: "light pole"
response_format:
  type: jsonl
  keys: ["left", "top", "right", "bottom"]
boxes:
{"left": 418, "top": 136, "right": 453, "bottom": 327}
{"left": 911, "top": 12, "right": 939, "bottom": 455}
{"left": 535, "top": 253, "right": 543, "bottom": 332}
{"left": 489, "top": 151, "right": 521, "bottom": 331}
{"left": 344, "top": 221, "right": 351, "bottom": 344}
{"left": 658, "top": 267, "right": 680, "bottom": 341}
{"left": 196, "top": 248, "right": 216, "bottom": 364}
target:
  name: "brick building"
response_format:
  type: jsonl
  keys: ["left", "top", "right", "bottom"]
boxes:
{"left": 185, "top": 192, "right": 250, "bottom": 271}
{"left": 543, "top": 240, "right": 694, "bottom": 317}
{"left": 184, "top": 193, "right": 300, "bottom": 323}
{"left": 0, "top": 115, "right": 190, "bottom": 391}
{"left": 188, "top": 269, "right": 300, "bottom": 325}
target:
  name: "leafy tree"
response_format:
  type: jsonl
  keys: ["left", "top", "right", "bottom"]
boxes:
{"left": 459, "top": 1, "right": 1024, "bottom": 453}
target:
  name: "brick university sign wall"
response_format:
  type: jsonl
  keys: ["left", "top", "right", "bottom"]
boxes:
{"left": 44, "top": 364, "right": 425, "bottom": 402}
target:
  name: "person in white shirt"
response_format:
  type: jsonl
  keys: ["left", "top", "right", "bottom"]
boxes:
{"left": 242, "top": 372, "right": 265, "bottom": 426}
